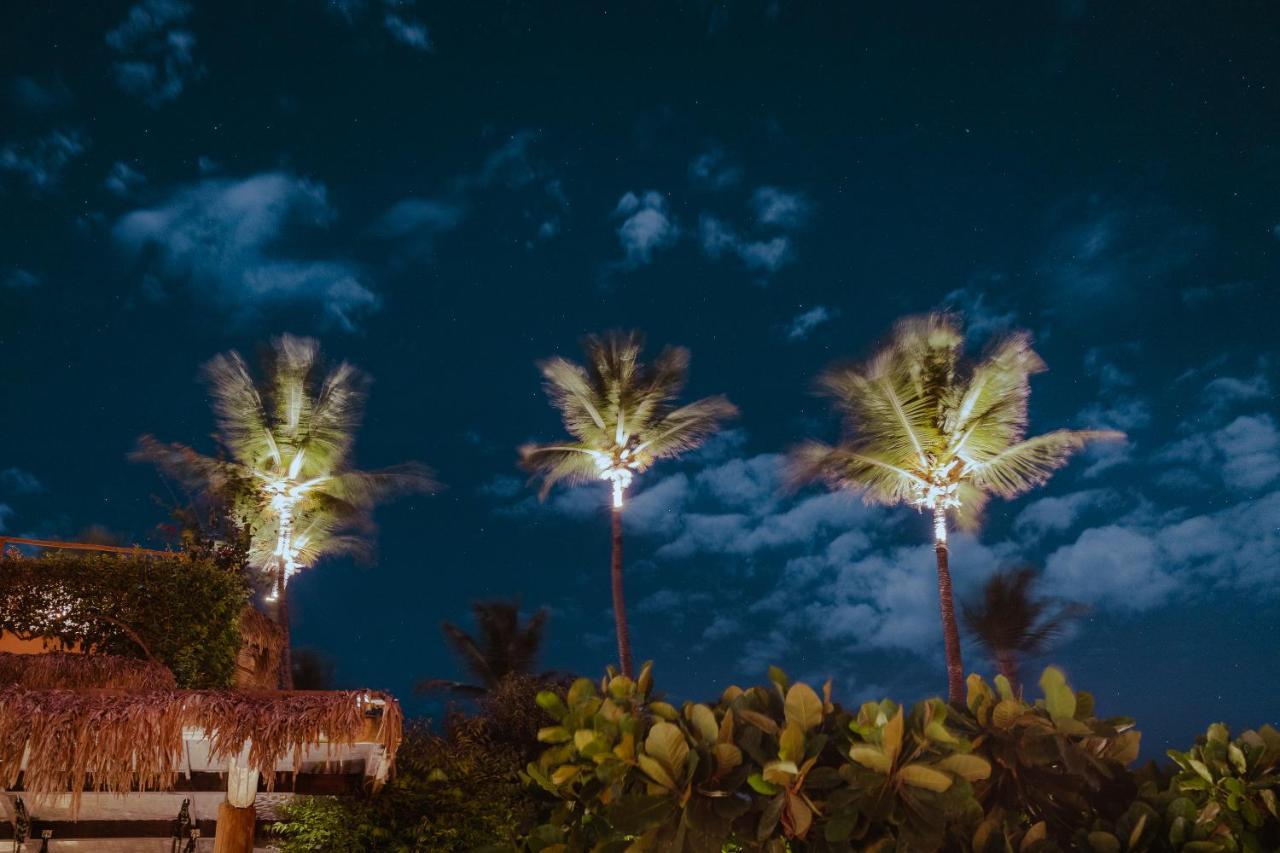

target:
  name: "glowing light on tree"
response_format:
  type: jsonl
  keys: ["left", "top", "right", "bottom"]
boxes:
{"left": 520, "top": 331, "right": 737, "bottom": 676}
{"left": 791, "top": 313, "right": 1122, "bottom": 704}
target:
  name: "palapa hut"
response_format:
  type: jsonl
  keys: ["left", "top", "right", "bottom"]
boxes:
{"left": 0, "top": 538, "right": 403, "bottom": 852}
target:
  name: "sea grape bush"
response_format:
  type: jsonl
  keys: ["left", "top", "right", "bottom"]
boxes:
{"left": 512, "top": 664, "right": 1280, "bottom": 852}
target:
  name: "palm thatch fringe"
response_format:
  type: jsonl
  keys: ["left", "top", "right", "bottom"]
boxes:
{"left": 0, "top": 652, "right": 176, "bottom": 691}
{"left": 0, "top": 687, "right": 402, "bottom": 815}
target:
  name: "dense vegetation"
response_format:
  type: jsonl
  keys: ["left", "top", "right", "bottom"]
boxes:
{"left": 272, "top": 665, "right": 1279, "bottom": 852}
{"left": 0, "top": 546, "right": 249, "bottom": 688}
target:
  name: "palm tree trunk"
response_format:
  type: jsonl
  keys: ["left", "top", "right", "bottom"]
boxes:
{"left": 610, "top": 506, "right": 633, "bottom": 678}
{"left": 996, "top": 649, "right": 1019, "bottom": 695}
{"left": 932, "top": 505, "right": 964, "bottom": 706}
{"left": 276, "top": 561, "right": 293, "bottom": 690}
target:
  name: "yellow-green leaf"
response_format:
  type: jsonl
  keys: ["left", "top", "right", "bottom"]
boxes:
{"left": 762, "top": 759, "right": 799, "bottom": 786}
{"left": 1039, "top": 667, "right": 1076, "bottom": 721}
{"left": 937, "top": 753, "right": 992, "bottom": 782}
{"left": 550, "top": 765, "right": 580, "bottom": 786}
{"left": 687, "top": 703, "right": 718, "bottom": 744}
{"left": 898, "top": 763, "right": 952, "bottom": 792}
{"left": 881, "top": 707, "right": 904, "bottom": 766}
{"left": 538, "top": 726, "right": 571, "bottom": 744}
{"left": 644, "top": 722, "right": 689, "bottom": 780}
{"left": 712, "top": 743, "right": 742, "bottom": 775}
{"left": 574, "top": 729, "right": 597, "bottom": 752}
{"left": 1020, "top": 821, "right": 1047, "bottom": 852}
{"left": 779, "top": 722, "right": 806, "bottom": 763}
{"left": 637, "top": 753, "right": 676, "bottom": 790}
{"left": 849, "top": 746, "right": 891, "bottom": 774}
{"left": 784, "top": 682, "right": 824, "bottom": 731}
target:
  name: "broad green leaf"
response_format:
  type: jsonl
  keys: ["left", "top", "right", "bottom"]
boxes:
{"left": 687, "top": 703, "right": 718, "bottom": 744}
{"left": 994, "top": 673, "right": 1014, "bottom": 701}
{"left": 1020, "top": 821, "right": 1047, "bottom": 852}
{"left": 536, "top": 691, "right": 568, "bottom": 721}
{"left": 849, "top": 746, "right": 891, "bottom": 774}
{"left": 1187, "top": 758, "right": 1214, "bottom": 783}
{"left": 779, "top": 722, "right": 806, "bottom": 762}
{"left": 767, "top": 665, "right": 790, "bottom": 694}
{"left": 784, "top": 682, "right": 824, "bottom": 731}
{"left": 550, "top": 765, "right": 581, "bottom": 786}
{"left": 747, "top": 772, "right": 781, "bottom": 795}
{"left": 881, "top": 707, "right": 904, "bottom": 766}
{"left": 538, "top": 726, "right": 571, "bottom": 744}
{"left": 649, "top": 701, "right": 680, "bottom": 721}
{"left": 1039, "top": 666, "right": 1076, "bottom": 721}
{"left": 1086, "top": 831, "right": 1120, "bottom": 853}
{"left": 737, "top": 708, "right": 780, "bottom": 735}
{"left": 712, "top": 743, "right": 742, "bottom": 775}
{"left": 937, "top": 753, "right": 991, "bottom": 782}
{"left": 637, "top": 753, "right": 677, "bottom": 790}
{"left": 898, "top": 763, "right": 952, "bottom": 792}
{"left": 644, "top": 722, "right": 690, "bottom": 781}
{"left": 606, "top": 794, "right": 676, "bottom": 835}
{"left": 762, "top": 759, "right": 799, "bottom": 786}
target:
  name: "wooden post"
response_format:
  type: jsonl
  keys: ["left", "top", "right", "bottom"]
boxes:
{"left": 213, "top": 751, "right": 258, "bottom": 853}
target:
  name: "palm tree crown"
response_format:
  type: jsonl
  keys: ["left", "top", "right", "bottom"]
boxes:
{"left": 792, "top": 313, "right": 1122, "bottom": 533}
{"left": 520, "top": 330, "right": 738, "bottom": 508}
{"left": 418, "top": 600, "right": 550, "bottom": 696}
{"left": 962, "top": 566, "right": 1085, "bottom": 689}
{"left": 135, "top": 335, "right": 436, "bottom": 596}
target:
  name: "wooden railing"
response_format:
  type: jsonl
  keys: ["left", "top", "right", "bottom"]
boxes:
{"left": 0, "top": 536, "right": 179, "bottom": 558}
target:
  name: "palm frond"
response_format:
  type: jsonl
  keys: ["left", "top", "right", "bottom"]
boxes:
{"left": 965, "top": 429, "right": 1124, "bottom": 498}
{"left": 204, "top": 352, "right": 279, "bottom": 471}
{"left": 787, "top": 440, "right": 923, "bottom": 506}
{"left": 634, "top": 395, "right": 738, "bottom": 462}
{"left": 518, "top": 444, "right": 601, "bottom": 498}
{"left": 539, "top": 356, "right": 609, "bottom": 442}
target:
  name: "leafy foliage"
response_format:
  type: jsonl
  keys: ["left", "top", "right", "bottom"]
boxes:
{"left": 520, "top": 330, "right": 737, "bottom": 499}
{"left": 0, "top": 549, "right": 249, "bottom": 688}
{"left": 273, "top": 675, "right": 552, "bottom": 852}
{"left": 790, "top": 313, "right": 1122, "bottom": 531}
{"left": 517, "top": 662, "right": 997, "bottom": 851}
{"left": 133, "top": 334, "right": 436, "bottom": 592}
{"left": 962, "top": 567, "right": 1085, "bottom": 689}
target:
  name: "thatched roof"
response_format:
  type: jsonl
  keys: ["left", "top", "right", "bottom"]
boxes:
{"left": 0, "top": 652, "right": 176, "bottom": 691}
{"left": 0, "top": 687, "right": 402, "bottom": 814}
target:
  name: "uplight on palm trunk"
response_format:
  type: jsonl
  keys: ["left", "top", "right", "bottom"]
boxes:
{"left": 521, "top": 331, "right": 737, "bottom": 677}
{"left": 791, "top": 313, "right": 1122, "bottom": 704}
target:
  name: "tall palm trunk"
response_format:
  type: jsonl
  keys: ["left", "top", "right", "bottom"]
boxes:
{"left": 932, "top": 505, "right": 964, "bottom": 705}
{"left": 996, "top": 649, "right": 1019, "bottom": 695}
{"left": 276, "top": 561, "right": 294, "bottom": 689}
{"left": 610, "top": 506, "right": 633, "bottom": 678}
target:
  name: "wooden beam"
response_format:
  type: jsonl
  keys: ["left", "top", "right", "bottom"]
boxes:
{"left": 0, "top": 536, "right": 179, "bottom": 558}
{"left": 6, "top": 770, "right": 366, "bottom": 794}
{"left": 212, "top": 802, "right": 255, "bottom": 853}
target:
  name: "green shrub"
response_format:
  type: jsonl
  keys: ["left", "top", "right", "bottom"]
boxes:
{"left": 273, "top": 675, "right": 552, "bottom": 852}
{"left": 0, "top": 548, "right": 249, "bottom": 687}
{"left": 514, "top": 665, "right": 1280, "bottom": 853}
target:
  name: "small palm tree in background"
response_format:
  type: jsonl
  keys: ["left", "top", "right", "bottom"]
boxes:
{"left": 134, "top": 335, "right": 436, "bottom": 686}
{"left": 791, "top": 314, "right": 1121, "bottom": 703}
{"left": 962, "top": 566, "right": 1084, "bottom": 694}
{"left": 417, "top": 600, "right": 550, "bottom": 696}
{"left": 520, "top": 331, "right": 737, "bottom": 677}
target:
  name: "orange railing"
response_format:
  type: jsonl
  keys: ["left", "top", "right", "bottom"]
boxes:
{"left": 0, "top": 536, "right": 179, "bottom": 558}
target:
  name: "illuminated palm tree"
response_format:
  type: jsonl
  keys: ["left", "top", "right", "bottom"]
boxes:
{"left": 520, "top": 331, "right": 737, "bottom": 677}
{"left": 962, "top": 566, "right": 1084, "bottom": 694}
{"left": 134, "top": 335, "right": 436, "bottom": 685}
{"left": 790, "top": 314, "right": 1121, "bottom": 703}
{"left": 416, "top": 600, "right": 549, "bottom": 696}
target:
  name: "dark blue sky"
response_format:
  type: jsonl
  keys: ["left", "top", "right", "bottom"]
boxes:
{"left": 2, "top": 2, "right": 1277, "bottom": 757}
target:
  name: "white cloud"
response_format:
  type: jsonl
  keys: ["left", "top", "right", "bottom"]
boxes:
{"left": 697, "top": 214, "right": 793, "bottom": 275}
{"left": 941, "top": 284, "right": 1016, "bottom": 342}
{"left": 1158, "top": 414, "right": 1280, "bottom": 493}
{"left": 613, "top": 191, "right": 678, "bottom": 269}
{"left": 0, "top": 469, "right": 44, "bottom": 495}
{"left": 113, "top": 171, "right": 378, "bottom": 329}
{"left": 106, "top": 0, "right": 204, "bottom": 106}
{"left": 1042, "top": 526, "right": 1176, "bottom": 611}
{"left": 785, "top": 306, "right": 832, "bottom": 341}
{"left": 104, "top": 161, "right": 146, "bottom": 197}
{"left": 0, "top": 129, "right": 87, "bottom": 192}
{"left": 751, "top": 186, "right": 811, "bottom": 228}
{"left": 688, "top": 147, "right": 742, "bottom": 190}
{"left": 384, "top": 13, "right": 431, "bottom": 49}
{"left": 1014, "top": 489, "right": 1118, "bottom": 540}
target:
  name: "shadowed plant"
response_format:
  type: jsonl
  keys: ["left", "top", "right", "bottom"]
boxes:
{"left": 519, "top": 331, "right": 737, "bottom": 677}
{"left": 417, "top": 600, "right": 550, "bottom": 697}
{"left": 962, "top": 566, "right": 1085, "bottom": 694}
{"left": 790, "top": 314, "right": 1121, "bottom": 703}
{"left": 133, "top": 334, "right": 437, "bottom": 687}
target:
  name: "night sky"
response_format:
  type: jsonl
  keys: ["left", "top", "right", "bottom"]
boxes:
{"left": 2, "top": 2, "right": 1278, "bottom": 758}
